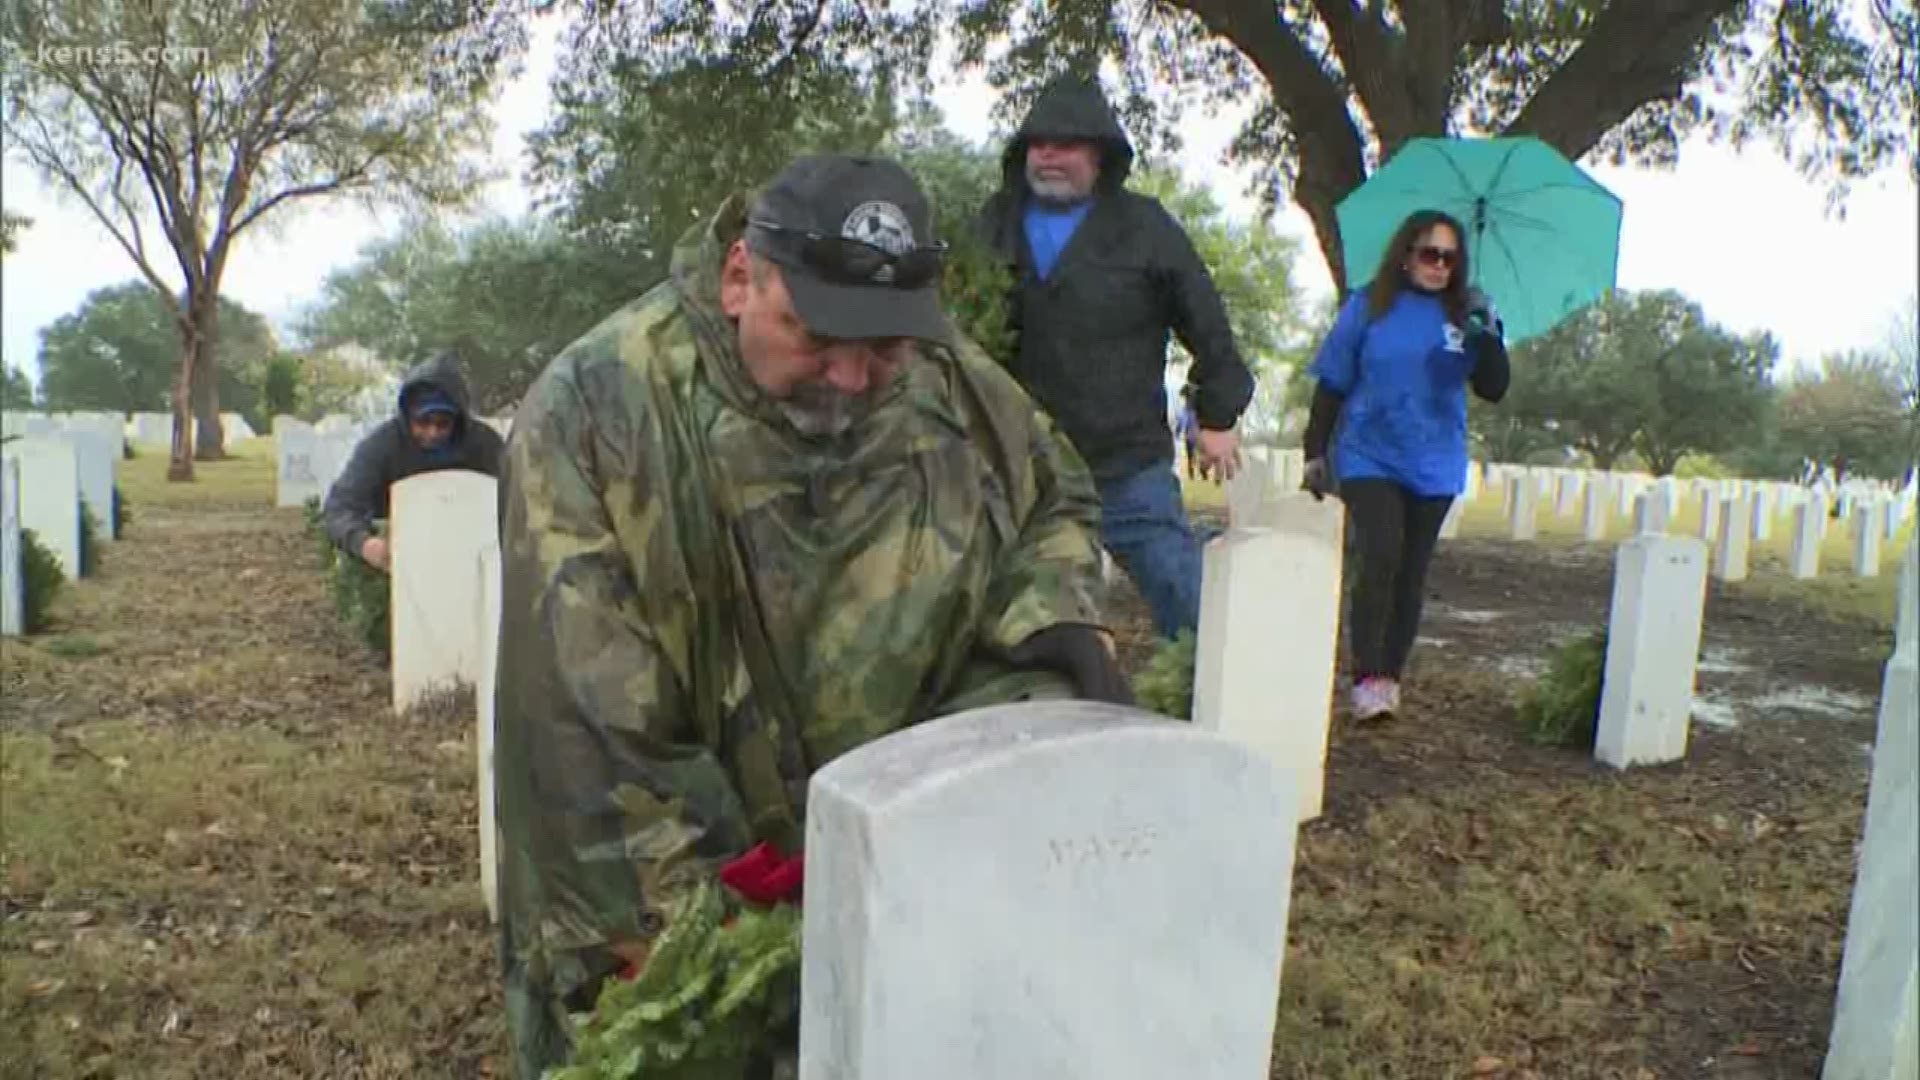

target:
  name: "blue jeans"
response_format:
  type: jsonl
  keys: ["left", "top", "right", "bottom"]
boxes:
{"left": 1097, "top": 461, "right": 1206, "bottom": 640}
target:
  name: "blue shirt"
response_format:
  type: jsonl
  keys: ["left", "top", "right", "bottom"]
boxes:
{"left": 1308, "top": 290, "right": 1474, "bottom": 497}
{"left": 1023, "top": 201, "right": 1093, "bottom": 281}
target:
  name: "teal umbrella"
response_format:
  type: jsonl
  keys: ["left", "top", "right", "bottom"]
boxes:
{"left": 1335, "top": 136, "right": 1623, "bottom": 344}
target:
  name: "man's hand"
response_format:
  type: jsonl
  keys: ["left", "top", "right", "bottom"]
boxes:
{"left": 1007, "top": 624, "right": 1134, "bottom": 706}
{"left": 1196, "top": 427, "right": 1241, "bottom": 483}
{"left": 360, "top": 536, "right": 390, "bottom": 572}
{"left": 1301, "top": 458, "right": 1334, "bottom": 502}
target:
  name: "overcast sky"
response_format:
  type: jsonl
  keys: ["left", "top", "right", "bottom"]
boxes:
{"left": 4, "top": 14, "right": 1915, "bottom": 389}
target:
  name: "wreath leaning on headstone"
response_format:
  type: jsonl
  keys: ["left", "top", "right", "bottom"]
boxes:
{"left": 547, "top": 879, "right": 803, "bottom": 1080}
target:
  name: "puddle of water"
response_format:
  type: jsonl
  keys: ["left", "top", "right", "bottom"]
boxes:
{"left": 1496, "top": 656, "right": 1547, "bottom": 679}
{"left": 1697, "top": 647, "right": 1751, "bottom": 675}
{"left": 1692, "top": 696, "right": 1740, "bottom": 730}
{"left": 1416, "top": 636, "right": 1451, "bottom": 649}
{"left": 1748, "top": 686, "right": 1874, "bottom": 719}
{"left": 1430, "top": 604, "right": 1503, "bottom": 624}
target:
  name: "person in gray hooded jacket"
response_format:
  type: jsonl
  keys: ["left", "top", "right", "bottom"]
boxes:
{"left": 321, "top": 352, "right": 505, "bottom": 571}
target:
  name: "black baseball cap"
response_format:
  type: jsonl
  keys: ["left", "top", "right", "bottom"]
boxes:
{"left": 746, "top": 155, "right": 950, "bottom": 343}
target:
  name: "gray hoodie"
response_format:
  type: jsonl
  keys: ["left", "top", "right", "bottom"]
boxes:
{"left": 321, "top": 353, "right": 504, "bottom": 558}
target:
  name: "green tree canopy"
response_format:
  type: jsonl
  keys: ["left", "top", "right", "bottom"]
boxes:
{"left": 3, "top": 0, "right": 518, "bottom": 478}
{"left": 0, "top": 210, "right": 28, "bottom": 257}
{"left": 37, "top": 282, "right": 275, "bottom": 423}
{"left": 535, "top": 0, "right": 1916, "bottom": 293}
{"left": 1775, "top": 349, "right": 1914, "bottom": 481}
{"left": 299, "top": 215, "right": 642, "bottom": 413}
{"left": 1467, "top": 289, "right": 1775, "bottom": 474}
{"left": 2, "top": 364, "right": 35, "bottom": 409}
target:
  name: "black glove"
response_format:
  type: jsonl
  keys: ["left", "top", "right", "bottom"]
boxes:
{"left": 1465, "top": 286, "right": 1501, "bottom": 336}
{"left": 1302, "top": 457, "right": 1334, "bottom": 501}
{"left": 1005, "top": 624, "right": 1135, "bottom": 706}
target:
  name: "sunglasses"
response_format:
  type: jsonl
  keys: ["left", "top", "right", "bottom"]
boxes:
{"left": 1413, "top": 244, "right": 1459, "bottom": 269}
{"left": 748, "top": 218, "right": 948, "bottom": 289}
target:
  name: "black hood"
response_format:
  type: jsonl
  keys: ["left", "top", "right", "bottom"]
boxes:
{"left": 395, "top": 351, "right": 473, "bottom": 421}
{"left": 1000, "top": 76, "right": 1136, "bottom": 197}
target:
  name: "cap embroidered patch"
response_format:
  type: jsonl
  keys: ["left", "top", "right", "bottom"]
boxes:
{"left": 842, "top": 201, "right": 916, "bottom": 282}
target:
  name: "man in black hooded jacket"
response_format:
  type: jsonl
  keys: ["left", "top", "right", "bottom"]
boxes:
{"left": 322, "top": 351, "right": 505, "bottom": 571}
{"left": 979, "top": 75, "right": 1255, "bottom": 640}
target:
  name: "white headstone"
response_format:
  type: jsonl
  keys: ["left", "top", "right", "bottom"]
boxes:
{"left": 390, "top": 471, "right": 500, "bottom": 714}
{"left": 1635, "top": 490, "right": 1673, "bottom": 535}
{"left": 1751, "top": 486, "right": 1774, "bottom": 542}
{"left": 1614, "top": 474, "right": 1639, "bottom": 519}
{"left": 1195, "top": 496, "right": 1343, "bottom": 821}
{"left": 1854, "top": 503, "right": 1883, "bottom": 579}
{"left": 2, "top": 438, "right": 82, "bottom": 580}
{"left": 67, "top": 427, "right": 116, "bottom": 542}
{"left": 1224, "top": 454, "right": 1276, "bottom": 529}
{"left": 1439, "top": 495, "right": 1466, "bottom": 540}
{"left": 1, "top": 457, "right": 21, "bottom": 636}
{"left": 275, "top": 422, "right": 322, "bottom": 508}
{"left": 799, "top": 702, "right": 1299, "bottom": 1080}
{"left": 1792, "top": 497, "right": 1826, "bottom": 580}
{"left": 1899, "top": 539, "right": 1918, "bottom": 656}
{"left": 475, "top": 544, "right": 502, "bottom": 922}
{"left": 1595, "top": 535, "right": 1709, "bottom": 769}
{"left": 1275, "top": 449, "right": 1304, "bottom": 494}
{"left": 1712, "top": 496, "right": 1751, "bottom": 583}
{"left": 130, "top": 412, "right": 172, "bottom": 446}
{"left": 1697, "top": 486, "right": 1721, "bottom": 542}
{"left": 1509, "top": 476, "right": 1538, "bottom": 541}
{"left": 1582, "top": 477, "right": 1611, "bottom": 542}
{"left": 1820, "top": 649, "right": 1918, "bottom": 1080}
{"left": 1464, "top": 461, "right": 1482, "bottom": 502}
{"left": 1554, "top": 472, "right": 1583, "bottom": 518}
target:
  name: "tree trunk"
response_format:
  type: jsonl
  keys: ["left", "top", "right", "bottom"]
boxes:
{"left": 167, "top": 324, "right": 197, "bottom": 482}
{"left": 191, "top": 298, "right": 226, "bottom": 460}
{"left": 1646, "top": 450, "right": 1682, "bottom": 477}
{"left": 1590, "top": 449, "right": 1618, "bottom": 471}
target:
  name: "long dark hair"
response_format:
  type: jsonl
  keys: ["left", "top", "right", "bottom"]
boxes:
{"left": 1366, "top": 209, "right": 1471, "bottom": 325}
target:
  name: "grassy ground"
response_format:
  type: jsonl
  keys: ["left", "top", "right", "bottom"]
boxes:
{"left": 3, "top": 445, "right": 503, "bottom": 1079}
{"left": 2, "top": 447, "right": 1904, "bottom": 1079}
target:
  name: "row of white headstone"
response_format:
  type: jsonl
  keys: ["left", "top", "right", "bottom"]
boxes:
{"left": 273, "top": 418, "right": 373, "bottom": 509}
{"left": 5, "top": 409, "right": 258, "bottom": 448}
{"left": 272, "top": 416, "right": 513, "bottom": 508}
{"left": 362, "top": 459, "right": 1914, "bottom": 1079}
{"left": 1, "top": 425, "right": 124, "bottom": 634}
{"left": 1224, "top": 451, "right": 1907, "bottom": 582}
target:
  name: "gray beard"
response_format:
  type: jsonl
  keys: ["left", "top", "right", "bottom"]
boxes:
{"left": 778, "top": 385, "right": 863, "bottom": 439}
{"left": 1025, "top": 169, "right": 1092, "bottom": 207}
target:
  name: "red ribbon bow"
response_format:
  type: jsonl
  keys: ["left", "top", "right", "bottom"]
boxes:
{"left": 615, "top": 842, "right": 802, "bottom": 982}
{"left": 718, "top": 841, "right": 804, "bottom": 907}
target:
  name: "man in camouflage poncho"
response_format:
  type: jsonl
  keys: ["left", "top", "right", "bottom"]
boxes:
{"left": 494, "top": 154, "right": 1136, "bottom": 1078}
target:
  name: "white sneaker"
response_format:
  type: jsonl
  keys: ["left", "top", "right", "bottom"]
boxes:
{"left": 1351, "top": 678, "right": 1391, "bottom": 721}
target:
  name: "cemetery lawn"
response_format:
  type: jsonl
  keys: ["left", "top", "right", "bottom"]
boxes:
{"left": 3, "top": 450, "right": 1902, "bottom": 1080}
{"left": 2, "top": 444, "right": 504, "bottom": 1079}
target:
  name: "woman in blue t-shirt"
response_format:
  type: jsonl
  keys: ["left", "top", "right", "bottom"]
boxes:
{"left": 1300, "top": 209, "right": 1511, "bottom": 722}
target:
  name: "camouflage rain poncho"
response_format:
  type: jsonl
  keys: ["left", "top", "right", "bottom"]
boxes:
{"left": 493, "top": 195, "right": 1109, "bottom": 1078}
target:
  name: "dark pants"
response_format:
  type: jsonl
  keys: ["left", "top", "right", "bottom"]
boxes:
{"left": 1097, "top": 461, "right": 1205, "bottom": 640}
{"left": 1342, "top": 479, "right": 1453, "bottom": 679}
